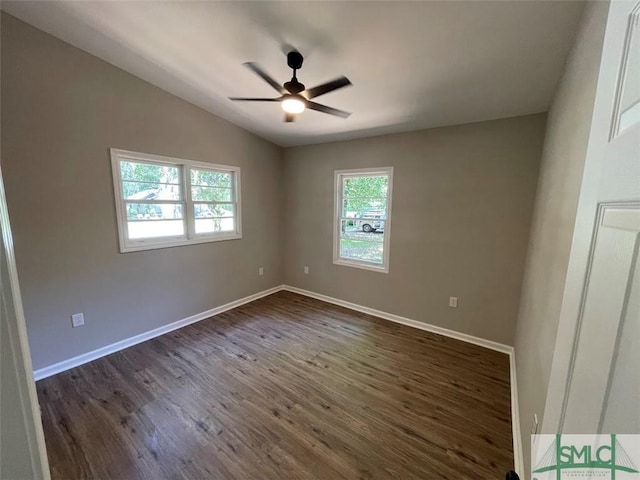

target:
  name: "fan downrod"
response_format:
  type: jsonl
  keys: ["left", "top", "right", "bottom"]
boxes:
{"left": 285, "top": 51, "right": 305, "bottom": 94}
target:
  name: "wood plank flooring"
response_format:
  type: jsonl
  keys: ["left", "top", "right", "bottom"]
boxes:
{"left": 36, "top": 291, "right": 513, "bottom": 479}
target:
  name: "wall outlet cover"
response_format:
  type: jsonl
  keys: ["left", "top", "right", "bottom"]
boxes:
{"left": 71, "top": 313, "right": 85, "bottom": 328}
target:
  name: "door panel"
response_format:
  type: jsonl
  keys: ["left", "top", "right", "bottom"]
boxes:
{"left": 562, "top": 205, "right": 640, "bottom": 432}
{"left": 600, "top": 242, "right": 640, "bottom": 433}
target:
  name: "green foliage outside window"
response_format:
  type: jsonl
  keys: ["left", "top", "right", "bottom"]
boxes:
{"left": 343, "top": 175, "right": 388, "bottom": 213}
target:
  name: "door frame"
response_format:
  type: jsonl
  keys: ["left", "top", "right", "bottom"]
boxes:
{"left": 0, "top": 165, "right": 51, "bottom": 479}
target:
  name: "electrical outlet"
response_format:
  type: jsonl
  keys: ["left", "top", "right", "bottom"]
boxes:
{"left": 71, "top": 313, "right": 85, "bottom": 328}
{"left": 258, "top": 267, "right": 264, "bottom": 276}
{"left": 304, "top": 266, "right": 309, "bottom": 275}
{"left": 449, "top": 297, "right": 458, "bottom": 308}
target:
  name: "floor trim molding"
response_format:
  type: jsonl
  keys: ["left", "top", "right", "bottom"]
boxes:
{"left": 32, "top": 285, "right": 285, "bottom": 381}
{"left": 282, "top": 285, "right": 513, "bottom": 353}
{"left": 32, "top": 283, "right": 524, "bottom": 475}
{"left": 281, "top": 284, "right": 523, "bottom": 476}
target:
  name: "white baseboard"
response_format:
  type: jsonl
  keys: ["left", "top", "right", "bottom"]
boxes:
{"left": 32, "top": 282, "right": 523, "bottom": 476}
{"left": 281, "top": 285, "right": 513, "bottom": 354}
{"left": 33, "top": 285, "right": 285, "bottom": 381}
{"left": 281, "top": 284, "right": 523, "bottom": 476}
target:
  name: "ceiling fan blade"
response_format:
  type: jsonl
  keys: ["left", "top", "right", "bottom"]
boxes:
{"left": 304, "top": 76, "right": 352, "bottom": 99}
{"left": 306, "top": 101, "right": 351, "bottom": 119}
{"left": 229, "top": 97, "right": 281, "bottom": 102}
{"left": 284, "top": 112, "right": 295, "bottom": 123}
{"left": 243, "top": 62, "right": 285, "bottom": 94}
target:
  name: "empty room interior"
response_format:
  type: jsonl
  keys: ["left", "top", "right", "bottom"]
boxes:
{"left": 1, "top": 1, "right": 639, "bottom": 479}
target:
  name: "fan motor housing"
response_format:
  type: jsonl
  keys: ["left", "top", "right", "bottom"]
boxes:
{"left": 284, "top": 80, "right": 305, "bottom": 94}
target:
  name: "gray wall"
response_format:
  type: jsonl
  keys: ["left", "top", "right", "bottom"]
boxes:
{"left": 1, "top": 13, "right": 284, "bottom": 370}
{"left": 513, "top": 1, "right": 609, "bottom": 473}
{"left": 283, "top": 114, "right": 546, "bottom": 346}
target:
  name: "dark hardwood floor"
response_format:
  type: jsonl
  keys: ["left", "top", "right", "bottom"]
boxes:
{"left": 36, "top": 291, "right": 513, "bottom": 479}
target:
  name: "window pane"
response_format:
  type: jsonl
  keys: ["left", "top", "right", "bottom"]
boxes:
{"left": 194, "top": 203, "right": 234, "bottom": 219}
{"left": 128, "top": 220, "right": 184, "bottom": 239}
{"left": 340, "top": 219, "right": 385, "bottom": 239}
{"left": 191, "top": 186, "right": 232, "bottom": 202}
{"left": 126, "top": 203, "right": 183, "bottom": 220}
{"left": 337, "top": 172, "right": 390, "bottom": 268}
{"left": 113, "top": 151, "right": 243, "bottom": 251}
{"left": 190, "top": 169, "right": 232, "bottom": 188}
{"left": 343, "top": 198, "right": 387, "bottom": 218}
{"left": 122, "top": 181, "right": 181, "bottom": 201}
{"left": 195, "top": 218, "right": 235, "bottom": 234}
{"left": 343, "top": 175, "right": 388, "bottom": 199}
{"left": 120, "top": 161, "right": 180, "bottom": 184}
{"left": 340, "top": 238, "right": 384, "bottom": 264}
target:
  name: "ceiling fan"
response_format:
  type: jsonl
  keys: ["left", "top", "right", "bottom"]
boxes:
{"left": 229, "top": 51, "right": 352, "bottom": 122}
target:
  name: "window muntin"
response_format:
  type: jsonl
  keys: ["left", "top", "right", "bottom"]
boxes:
{"left": 334, "top": 168, "right": 393, "bottom": 272}
{"left": 111, "top": 149, "right": 241, "bottom": 252}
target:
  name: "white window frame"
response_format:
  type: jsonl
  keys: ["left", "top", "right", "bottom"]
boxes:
{"left": 110, "top": 148, "right": 242, "bottom": 253}
{"left": 333, "top": 167, "right": 393, "bottom": 273}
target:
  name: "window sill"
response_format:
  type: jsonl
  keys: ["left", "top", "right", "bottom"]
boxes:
{"left": 333, "top": 258, "right": 389, "bottom": 273}
{"left": 120, "top": 233, "right": 242, "bottom": 253}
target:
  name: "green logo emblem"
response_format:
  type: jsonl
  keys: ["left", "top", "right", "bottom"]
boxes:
{"left": 533, "top": 434, "right": 639, "bottom": 480}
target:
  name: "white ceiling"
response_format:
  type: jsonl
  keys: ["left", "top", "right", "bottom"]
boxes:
{"left": 3, "top": 1, "right": 585, "bottom": 147}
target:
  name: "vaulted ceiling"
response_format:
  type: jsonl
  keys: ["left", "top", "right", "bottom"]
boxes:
{"left": 3, "top": 1, "right": 585, "bottom": 147}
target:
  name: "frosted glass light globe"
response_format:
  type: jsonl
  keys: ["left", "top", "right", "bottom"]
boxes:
{"left": 282, "top": 97, "right": 305, "bottom": 114}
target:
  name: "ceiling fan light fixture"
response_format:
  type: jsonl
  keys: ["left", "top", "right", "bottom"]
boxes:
{"left": 230, "top": 54, "right": 352, "bottom": 121}
{"left": 281, "top": 96, "right": 306, "bottom": 114}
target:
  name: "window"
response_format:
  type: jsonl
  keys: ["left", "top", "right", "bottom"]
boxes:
{"left": 334, "top": 167, "right": 393, "bottom": 272}
{"left": 111, "top": 149, "right": 241, "bottom": 252}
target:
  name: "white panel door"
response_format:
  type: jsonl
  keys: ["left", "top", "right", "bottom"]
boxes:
{"left": 544, "top": 0, "right": 640, "bottom": 438}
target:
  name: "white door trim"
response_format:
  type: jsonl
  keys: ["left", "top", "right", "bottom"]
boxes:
{"left": 0, "top": 166, "right": 51, "bottom": 479}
